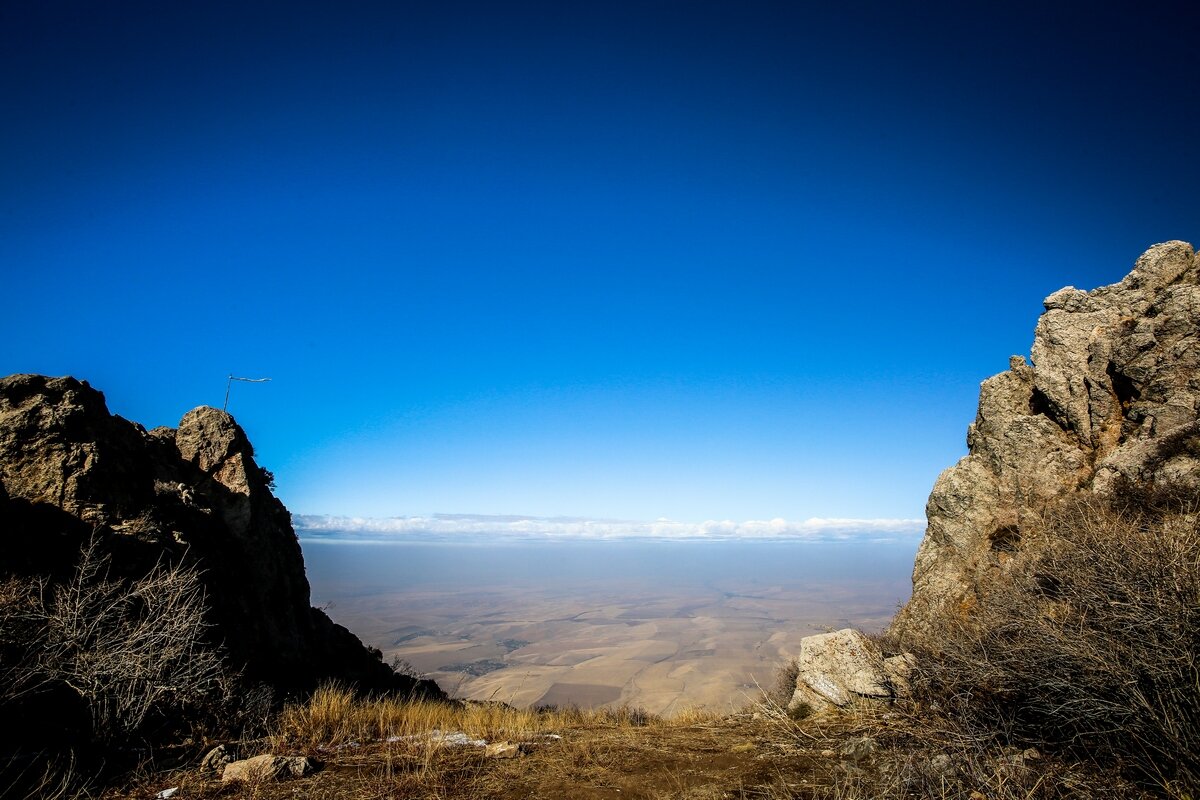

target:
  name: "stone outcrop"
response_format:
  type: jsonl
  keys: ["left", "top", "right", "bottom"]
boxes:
{"left": 893, "top": 241, "right": 1200, "bottom": 637}
{"left": 0, "top": 373, "right": 444, "bottom": 697}
{"left": 788, "top": 629, "right": 910, "bottom": 715}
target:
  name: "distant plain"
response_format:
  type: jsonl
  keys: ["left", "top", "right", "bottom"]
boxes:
{"left": 304, "top": 541, "right": 917, "bottom": 715}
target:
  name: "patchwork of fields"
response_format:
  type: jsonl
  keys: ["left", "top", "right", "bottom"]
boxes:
{"left": 305, "top": 542, "right": 912, "bottom": 714}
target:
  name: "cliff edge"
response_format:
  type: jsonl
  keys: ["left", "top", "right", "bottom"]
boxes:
{"left": 0, "top": 373, "right": 443, "bottom": 698}
{"left": 893, "top": 240, "right": 1200, "bottom": 637}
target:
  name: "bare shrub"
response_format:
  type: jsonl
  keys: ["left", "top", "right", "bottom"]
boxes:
{"left": 7, "top": 535, "right": 233, "bottom": 743}
{"left": 905, "top": 497, "right": 1200, "bottom": 792}
{"left": 1108, "top": 474, "right": 1198, "bottom": 518}
{"left": 770, "top": 658, "right": 799, "bottom": 708}
{"left": 390, "top": 656, "right": 426, "bottom": 681}
{"left": 0, "top": 578, "right": 50, "bottom": 705}
{"left": 0, "top": 751, "right": 93, "bottom": 800}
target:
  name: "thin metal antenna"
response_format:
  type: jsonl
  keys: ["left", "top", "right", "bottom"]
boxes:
{"left": 223, "top": 375, "right": 271, "bottom": 412}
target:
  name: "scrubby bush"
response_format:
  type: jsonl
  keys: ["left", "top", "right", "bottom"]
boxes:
{"left": 1, "top": 535, "right": 234, "bottom": 745}
{"left": 770, "top": 658, "right": 800, "bottom": 708}
{"left": 905, "top": 497, "right": 1200, "bottom": 794}
{"left": 42, "top": 537, "right": 233, "bottom": 741}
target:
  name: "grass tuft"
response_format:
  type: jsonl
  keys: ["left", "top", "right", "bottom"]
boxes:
{"left": 273, "top": 685, "right": 716, "bottom": 750}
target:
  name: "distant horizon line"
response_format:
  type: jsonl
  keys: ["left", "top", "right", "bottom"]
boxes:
{"left": 293, "top": 513, "right": 926, "bottom": 544}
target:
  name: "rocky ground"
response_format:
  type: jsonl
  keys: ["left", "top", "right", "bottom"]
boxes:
{"left": 113, "top": 714, "right": 820, "bottom": 800}
{"left": 104, "top": 704, "right": 1149, "bottom": 800}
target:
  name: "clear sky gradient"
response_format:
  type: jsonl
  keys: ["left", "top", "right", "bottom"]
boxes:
{"left": 3, "top": 1, "right": 1198, "bottom": 523}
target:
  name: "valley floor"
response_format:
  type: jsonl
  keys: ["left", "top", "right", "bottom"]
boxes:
{"left": 304, "top": 541, "right": 912, "bottom": 715}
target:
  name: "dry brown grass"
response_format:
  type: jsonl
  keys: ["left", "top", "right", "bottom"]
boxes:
{"left": 274, "top": 684, "right": 718, "bottom": 750}
{"left": 108, "top": 666, "right": 1158, "bottom": 800}
{"left": 113, "top": 691, "right": 780, "bottom": 800}
{"left": 898, "top": 497, "right": 1200, "bottom": 796}
{"left": 751, "top": 687, "right": 1153, "bottom": 800}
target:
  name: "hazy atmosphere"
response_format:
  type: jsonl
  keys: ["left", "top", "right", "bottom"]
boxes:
{"left": 306, "top": 540, "right": 915, "bottom": 713}
{"left": 4, "top": 2, "right": 1198, "bottom": 528}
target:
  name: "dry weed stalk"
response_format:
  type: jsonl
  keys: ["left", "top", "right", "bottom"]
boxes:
{"left": 38, "top": 536, "right": 231, "bottom": 740}
{"left": 1, "top": 534, "right": 234, "bottom": 798}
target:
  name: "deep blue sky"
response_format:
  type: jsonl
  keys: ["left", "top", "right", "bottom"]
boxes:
{"left": 3, "top": 1, "right": 1198, "bottom": 522}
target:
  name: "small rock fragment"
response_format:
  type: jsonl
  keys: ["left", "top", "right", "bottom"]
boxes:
{"left": 222, "top": 754, "right": 317, "bottom": 783}
{"left": 929, "top": 753, "right": 955, "bottom": 775}
{"left": 883, "top": 653, "right": 917, "bottom": 696}
{"left": 838, "top": 736, "right": 877, "bottom": 763}
{"left": 199, "top": 744, "right": 235, "bottom": 773}
{"left": 484, "top": 741, "right": 525, "bottom": 759}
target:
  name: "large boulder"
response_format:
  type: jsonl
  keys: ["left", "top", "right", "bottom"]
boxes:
{"left": 0, "top": 374, "right": 443, "bottom": 697}
{"left": 788, "top": 628, "right": 909, "bottom": 715}
{"left": 892, "top": 241, "right": 1200, "bottom": 638}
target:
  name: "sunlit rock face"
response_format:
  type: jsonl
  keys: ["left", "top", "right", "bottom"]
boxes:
{"left": 893, "top": 241, "right": 1200, "bottom": 638}
{"left": 787, "top": 629, "right": 911, "bottom": 715}
{"left": 0, "top": 373, "right": 443, "bottom": 697}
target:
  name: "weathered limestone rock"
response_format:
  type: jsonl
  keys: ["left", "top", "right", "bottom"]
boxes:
{"left": 893, "top": 241, "right": 1200, "bottom": 638}
{"left": 0, "top": 375, "right": 156, "bottom": 529}
{"left": 788, "top": 629, "right": 908, "bottom": 714}
{"left": 221, "top": 754, "right": 316, "bottom": 783}
{"left": 176, "top": 406, "right": 254, "bottom": 483}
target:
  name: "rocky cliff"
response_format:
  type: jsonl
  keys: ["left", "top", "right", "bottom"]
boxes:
{"left": 893, "top": 241, "right": 1200, "bottom": 637}
{"left": 0, "top": 374, "right": 443, "bottom": 697}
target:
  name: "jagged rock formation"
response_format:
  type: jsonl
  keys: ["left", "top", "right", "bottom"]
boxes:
{"left": 0, "top": 373, "right": 443, "bottom": 697}
{"left": 893, "top": 241, "right": 1200, "bottom": 637}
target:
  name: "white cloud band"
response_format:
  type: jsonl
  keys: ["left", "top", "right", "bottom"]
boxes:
{"left": 294, "top": 513, "right": 925, "bottom": 543}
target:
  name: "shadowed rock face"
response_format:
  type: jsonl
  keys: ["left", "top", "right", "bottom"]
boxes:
{"left": 893, "top": 241, "right": 1200, "bottom": 638}
{"left": 0, "top": 374, "right": 443, "bottom": 697}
